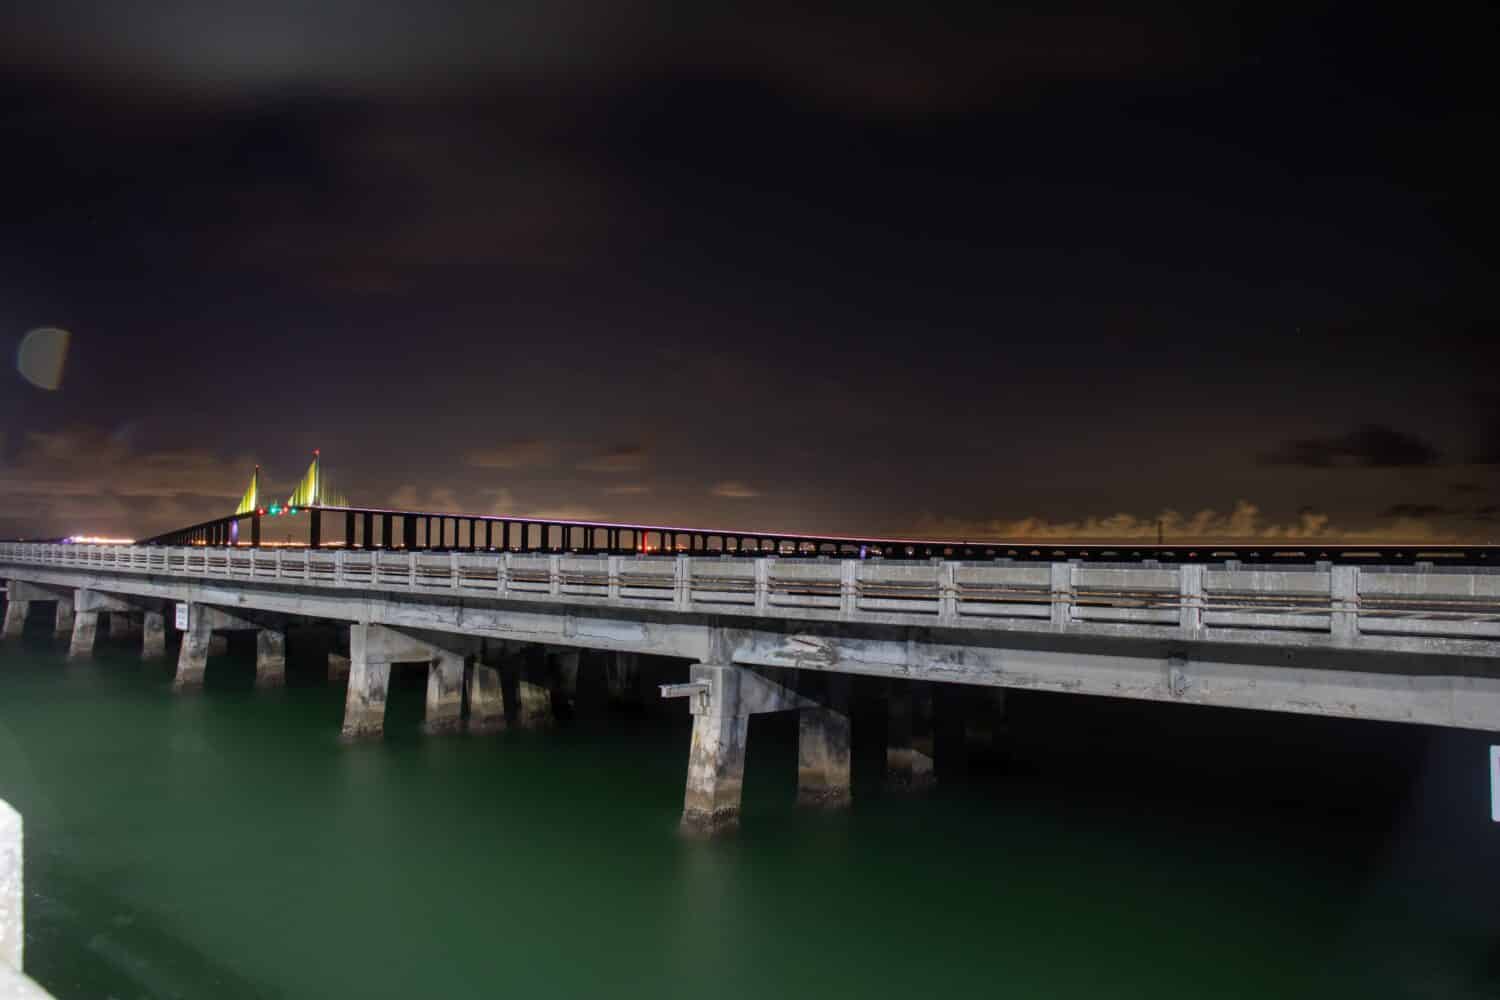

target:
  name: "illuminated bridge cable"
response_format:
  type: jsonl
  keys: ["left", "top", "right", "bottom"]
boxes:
{"left": 283, "top": 451, "right": 347, "bottom": 511}
{"left": 234, "top": 466, "right": 260, "bottom": 516}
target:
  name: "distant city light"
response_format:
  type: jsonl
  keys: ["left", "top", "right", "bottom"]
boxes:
{"left": 64, "top": 535, "right": 134, "bottom": 545}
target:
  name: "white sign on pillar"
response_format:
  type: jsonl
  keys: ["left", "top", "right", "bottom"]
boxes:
{"left": 175, "top": 602, "right": 189, "bottom": 631}
{"left": 1491, "top": 746, "right": 1499, "bottom": 823}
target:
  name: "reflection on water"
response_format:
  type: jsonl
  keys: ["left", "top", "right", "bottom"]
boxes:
{"left": 1, "top": 623, "right": 1497, "bottom": 999}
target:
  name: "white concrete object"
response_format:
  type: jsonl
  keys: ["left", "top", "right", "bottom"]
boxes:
{"left": 0, "top": 800, "right": 56, "bottom": 998}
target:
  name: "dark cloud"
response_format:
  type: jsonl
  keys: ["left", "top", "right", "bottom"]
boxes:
{"left": 1380, "top": 503, "right": 1452, "bottom": 519}
{"left": 710, "top": 481, "right": 760, "bottom": 499}
{"left": 465, "top": 441, "right": 558, "bottom": 470}
{"left": 0, "top": 6, "right": 1494, "bottom": 541}
{"left": 1451, "top": 482, "right": 1484, "bottom": 494}
{"left": 1259, "top": 425, "right": 1441, "bottom": 469}
{"left": 577, "top": 446, "right": 647, "bottom": 474}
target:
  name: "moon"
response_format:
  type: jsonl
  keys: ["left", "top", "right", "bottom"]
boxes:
{"left": 17, "top": 327, "right": 71, "bottom": 390}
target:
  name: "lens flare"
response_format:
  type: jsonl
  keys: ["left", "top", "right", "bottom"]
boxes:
{"left": 17, "top": 327, "right": 71, "bottom": 390}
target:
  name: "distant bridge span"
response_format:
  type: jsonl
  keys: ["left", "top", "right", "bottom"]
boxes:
{"left": 138, "top": 501, "right": 1500, "bottom": 566}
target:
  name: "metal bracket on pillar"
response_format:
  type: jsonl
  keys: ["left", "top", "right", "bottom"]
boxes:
{"left": 659, "top": 681, "right": 711, "bottom": 713}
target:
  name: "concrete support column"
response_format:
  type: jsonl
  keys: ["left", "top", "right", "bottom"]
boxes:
{"left": 340, "top": 624, "right": 390, "bottom": 740}
{"left": 606, "top": 651, "right": 643, "bottom": 706}
{"left": 255, "top": 629, "right": 286, "bottom": 687}
{"left": 515, "top": 646, "right": 556, "bottom": 728}
{"left": 466, "top": 662, "right": 506, "bottom": 733}
{"left": 141, "top": 611, "right": 166, "bottom": 660}
{"left": 552, "top": 648, "right": 583, "bottom": 718}
{"left": 53, "top": 595, "right": 75, "bottom": 639}
{"left": 681, "top": 664, "right": 748, "bottom": 836}
{"left": 67, "top": 611, "right": 99, "bottom": 660}
{"left": 107, "top": 612, "right": 138, "bottom": 639}
{"left": 963, "top": 688, "right": 1007, "bottom": 756}
{"left": 423, "top": 650, "right": 465, "bottom": 734}
{"left": 797, "top": 674, "right": 852, "bottom": 808}
{"left": 573, "top": 649, "right": 609, "bottom": 719}
{"left": 2, "top": 595, "right": 27, "bottom": 639}
{"left": 886, "top": 681, "right": 936, "bottom": 791}
{"left": 173, "top": 611, "right": 212, "bottom": 690}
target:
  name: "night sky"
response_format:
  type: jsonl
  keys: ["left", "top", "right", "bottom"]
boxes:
{"left": 1, "top": 3, "right": 1495, "bottom": 542}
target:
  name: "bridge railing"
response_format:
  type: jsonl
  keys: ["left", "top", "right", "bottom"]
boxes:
{"left": 3, "top": 542, "right": 1499, "bottom": 652}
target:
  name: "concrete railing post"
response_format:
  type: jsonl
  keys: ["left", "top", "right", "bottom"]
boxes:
{"left": 1331, "top": 566, "right": 1359, "bottom": 643}
{"left": 1180, "top": 564, "right": 1204, "bottom": 637}
{"left": 938, "top": 561, "right": 957, "bottom": 624}
{"left": 754, "top": 558, "right": 770, "bottom": 613}
{"left": 1050, "top": 562, "right": 1074, "bottom": 629}
{"left": 675, "top": 556, "right": 691, "bottom": 610}
{"left": 840, "top": 560, "right": 859, "bottom": 618}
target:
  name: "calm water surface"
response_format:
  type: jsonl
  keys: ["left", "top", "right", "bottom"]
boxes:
{"left": 1, "top": 623, "right": 1497, "bottom": 998}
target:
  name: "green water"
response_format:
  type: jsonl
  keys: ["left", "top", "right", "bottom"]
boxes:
{"left": 1, "top": 624, "right": 1497, "bottom": 999}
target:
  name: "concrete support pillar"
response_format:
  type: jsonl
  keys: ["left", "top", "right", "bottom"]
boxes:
{"left": 173, "top": 612, "right": 212, "bottom": 690}
{"left": 797, "top": 674, "right": 852, "bottom": 808}
{"left": 423, "top": 651, "right": 465, "bottom": 734}
{"left": 141, "top": 611, "right": 166, "bottom": 660}
{"left": 963, "top": 688, "right": 1007, "bottom": 756}
{"left": 606, "top": 651, "right": 643, "bottom": 706}
{"left": 53, "top": 595, "right": 75, "bottom": 639}
{"left": 572, "top": 649, "right": 608, "bottom": 719}
{"left": 107, "top": 612, "right": 138, "bottom": 639}
{"left": 681, "top": 664, "right": 748, "bottom": 836}
{"left": 886, "top": 681, "right": 936, "bottom": 791}
{"left": 67, "top": 611, "right": 99, "bottom": 660}
{"left": 2, "top": 596, "right": 27, "bottom": 639}
{"left": 340, "top": 624, "right": 390, "bottom": 740}
{"left": 466, "top": 663, "right": 506, "bottom": 733}
{"left": 328, "top": 652, "right": 351, "bottom": 683}
{"left": 554, "top": 648, "right": 580, "bottom": 699}
{"left": 516, "top": 647, "right": 556, "bottom": 728}
{"left": 254, "top": 629, "right": 286, "bottom": 688}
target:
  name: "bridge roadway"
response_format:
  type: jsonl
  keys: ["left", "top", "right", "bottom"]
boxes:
{"left": 4, "top": 542, "right": 1499, "bottom": 833}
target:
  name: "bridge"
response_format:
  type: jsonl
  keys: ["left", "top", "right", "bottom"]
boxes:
{"left": 3, "top": 453, "right": 1499, "bottom": 834}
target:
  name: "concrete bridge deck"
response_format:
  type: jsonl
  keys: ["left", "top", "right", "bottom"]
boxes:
{"left": 4, "top": 542, "right": 1498, "bottom": 833}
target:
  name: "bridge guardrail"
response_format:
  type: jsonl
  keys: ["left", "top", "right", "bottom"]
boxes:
{"left": 3, "top": 543, "right": 1499, "bottom": 652}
